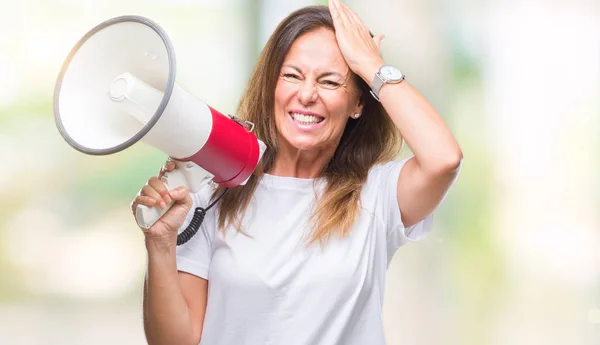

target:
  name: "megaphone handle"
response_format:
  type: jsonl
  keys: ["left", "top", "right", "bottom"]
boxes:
{"left": 135, "top": 161, "right": 213, "bottom": 230}
{"left": 136, "top": 200, "right": 173, "bottom": 230}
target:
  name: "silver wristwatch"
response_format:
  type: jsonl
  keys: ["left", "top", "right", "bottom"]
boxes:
{"left": 370, "top": 65, "right": 405, "bottom": 101}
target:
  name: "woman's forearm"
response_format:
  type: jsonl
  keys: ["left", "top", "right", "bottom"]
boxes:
{"left": 359, "top": 63, "right": 463, "bottom": 175}
{"left": 381, "top": 81, "right": 462, "bottom": 173}
{"left": 143, "top": 239, "right": 198, "bottom": 345}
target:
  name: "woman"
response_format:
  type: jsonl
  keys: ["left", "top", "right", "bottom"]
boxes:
{"left": 132, "top": 1, "right": 462, "bottom": 344}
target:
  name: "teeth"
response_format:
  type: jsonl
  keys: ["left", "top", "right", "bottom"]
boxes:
{"left": 292, "top": 113, "right": 322, "bottom": 124}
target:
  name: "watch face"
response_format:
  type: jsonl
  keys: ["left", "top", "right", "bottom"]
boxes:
{"left": 380, "top": 66, "right": 403, "bottom": 82}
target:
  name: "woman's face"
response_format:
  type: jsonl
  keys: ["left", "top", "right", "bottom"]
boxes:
{"left": 273, "top": 28, "right": 363, "bottom": 154}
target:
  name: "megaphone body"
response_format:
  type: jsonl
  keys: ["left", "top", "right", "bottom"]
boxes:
{"left": 53, "top": 16, "right": 266, "bottom": 230}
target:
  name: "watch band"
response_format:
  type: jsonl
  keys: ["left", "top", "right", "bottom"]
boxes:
{"left": 369, "top": 74, "right": 385, "bottom": 102}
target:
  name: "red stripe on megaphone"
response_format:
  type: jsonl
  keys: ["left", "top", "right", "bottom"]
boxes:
{"left": 182, "top": 106, "right": 260, "bottom": 187}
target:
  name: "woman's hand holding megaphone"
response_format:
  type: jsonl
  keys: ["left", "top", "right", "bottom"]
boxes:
{"left": 130, "top": 161, "right": 193, "bottom": 245}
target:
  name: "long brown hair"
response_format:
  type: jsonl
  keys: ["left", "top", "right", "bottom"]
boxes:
{"left": 215, "top": 5, "right": 402, "bottom": 245}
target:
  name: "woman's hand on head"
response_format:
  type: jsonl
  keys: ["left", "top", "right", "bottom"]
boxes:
{"left": 328, "top": 0, "right": 386, "bottom": 82}
{"left": 130, "top": 160, "right": 193, "bottom": 244}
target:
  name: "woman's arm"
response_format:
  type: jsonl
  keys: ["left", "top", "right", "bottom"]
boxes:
{"left": 329, "top": 0, "right": 463, "bottom": 227}
{"left": 369, "top": 80, "right": 462, "bottom": 227}
{"left": 143, "top": 240, "right": 208, "bottom": 345}
{"left": 131, "top": 167, "right": 209, "bottom": 345}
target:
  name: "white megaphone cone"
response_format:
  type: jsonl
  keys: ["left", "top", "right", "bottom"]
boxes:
{"left": 53, "top": 16, "right": 266, "bottom": 242}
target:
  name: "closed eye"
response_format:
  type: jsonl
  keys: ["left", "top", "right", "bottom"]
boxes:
{"left": 321, "top": 80, "right": 340, "bottom": 87}
{"left": 282, "top": 73, "right": 301, "bottom": 80}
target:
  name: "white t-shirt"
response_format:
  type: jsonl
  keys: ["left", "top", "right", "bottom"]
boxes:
{"left": 176, "top": 157, "right": 435, "bottom": 345}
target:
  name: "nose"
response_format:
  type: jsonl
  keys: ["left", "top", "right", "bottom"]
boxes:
{"left": 296, "top": 80, "right": 318, "bottom": 105}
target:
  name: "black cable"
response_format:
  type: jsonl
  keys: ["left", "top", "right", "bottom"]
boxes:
{"left": 177, "top": 188, "right": 229, "bottom": 246}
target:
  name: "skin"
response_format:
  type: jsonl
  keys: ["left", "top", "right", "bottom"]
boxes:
{"left": 270, "top": 27, "right": 363, "bottom": 178}
{"left": 131, "top": 0, "right": 463, "bottom": 344}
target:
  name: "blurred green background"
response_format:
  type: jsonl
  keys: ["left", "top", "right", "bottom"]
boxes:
{"left": 0, "top": 0, "right": 598, "bottom": 344}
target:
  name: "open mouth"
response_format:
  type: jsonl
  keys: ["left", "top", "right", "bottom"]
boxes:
{"left": 290, "top": 112, "right": 325, "bottom": 125}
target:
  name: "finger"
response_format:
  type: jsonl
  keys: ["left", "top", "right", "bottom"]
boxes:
{"left": 336, "top": 0, "right": 353, "bottom": 18}
{"left": 168, "top": 186, "right": 189, "bottom": 201}
{"left": 137, "top": 195, "right": 158, "bottom": 207}
{"left": 158, "top": 160, "right": 176, "bottom": 178}
{"left": 329, "top": 0, "right": 346, "bottom": 27}
{"left": 168, "top": 186, "right": 192, "bottom": 208}
{"left": 141, "top": 183, "right": 168, "bottom": 209}
{"left": 130, "top": 195, "right": 158, "bottom": 213}
{"left": 340, "top": 1, "right": 369, "bottom": 33}
{"left": 147, "top": 177, "right": 173, "bottom": 206}
{"left": 373, "top": 34, "right": 385, "bottom": 50}
{"left": 337, "top": 1, "right": 373, "bottom": 39}
{"left": 336, "top": 0, "right": 356, "bottom": 22}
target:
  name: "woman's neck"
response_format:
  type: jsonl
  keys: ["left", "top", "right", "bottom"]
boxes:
{"left": 268, "top": 142, "right": 337, "bottom": 179}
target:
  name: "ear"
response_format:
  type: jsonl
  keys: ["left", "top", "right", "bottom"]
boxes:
{"left": 348, "top": 96, "right": 365, "bottom": 120}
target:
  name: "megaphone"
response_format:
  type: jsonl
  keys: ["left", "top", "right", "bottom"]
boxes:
{"left": 53, "top": 15, "right": 266, "bottom": 243}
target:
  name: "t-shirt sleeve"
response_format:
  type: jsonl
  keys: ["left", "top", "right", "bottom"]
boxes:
{"left": 371, "top": 156, "right": 461, "bottom": 261}
{"left": 175, "top": 185, "right": 217, "bottom": 280}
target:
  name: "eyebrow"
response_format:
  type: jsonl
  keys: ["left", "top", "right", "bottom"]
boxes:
{"left": 282, "top": 64, "right": 346, "bottom": 79}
